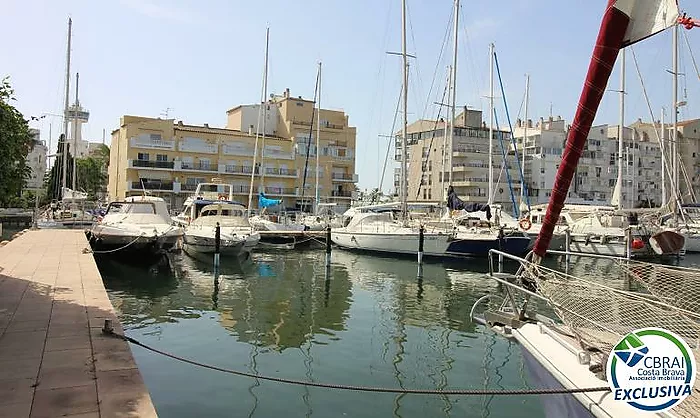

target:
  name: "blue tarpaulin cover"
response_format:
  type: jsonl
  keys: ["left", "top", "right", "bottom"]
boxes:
{"left": 259, "top": 193, "right": 282, "bottom": 209}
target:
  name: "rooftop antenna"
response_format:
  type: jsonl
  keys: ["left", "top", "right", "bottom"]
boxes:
{"left": 160, "top": 107, "right": 173, "bottom": 119}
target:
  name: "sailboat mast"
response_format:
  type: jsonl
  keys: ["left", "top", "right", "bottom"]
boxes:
{"left": 661, "top": 107, "right": 667, "bottom": 207}
{"left": 448, "top": 0, "right": 459, "bottom": 188}
{"left": 488, "top": 43, "right": 494, "bottom": 205}
{"left": 672, "top": 23, "right": 679, "bottom": 218}
{"left": 260, "top": 28, "right": 270, "bottom": 190}
{"left": 247, "top": 27, "right": 270, "bottom": 214}
{"left": 400, "top": 0, "right": 408, "bottom": 220}
{"left": 617, "top": 49, "right": 625, "bottom": 210}
{"left": 441, "top": 66, "right": 451, "bottom": 205}
{"left": 315, "top": 62, "right": 321, "bottom": 215}
{"left": 522, "top": 74, "right": 529, "bottom": 203}
{"left": 72, "top": 72, "right": 79, "bottom": 192}
{"left": 61, "top": 18, "right": 72, "bottom": 197}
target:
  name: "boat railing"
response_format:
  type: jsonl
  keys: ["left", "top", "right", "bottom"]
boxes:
{"left": 105, "top": 201, "right": 157, "bottom": 216}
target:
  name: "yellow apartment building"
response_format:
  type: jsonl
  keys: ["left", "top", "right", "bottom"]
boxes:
{"left": 108, "top": 89, "right": 357, "bottom": 211}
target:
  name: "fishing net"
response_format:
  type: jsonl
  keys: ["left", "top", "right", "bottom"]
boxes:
{"left": 517, "top": 257, "right": 700, "bottom": 417}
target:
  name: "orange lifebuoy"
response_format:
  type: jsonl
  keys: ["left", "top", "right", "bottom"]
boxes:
{"left": 218, "top": 195, "right": 226, "bottom": 201}
{"left": 519, "top": 218, "right": 532, "bottom": 231}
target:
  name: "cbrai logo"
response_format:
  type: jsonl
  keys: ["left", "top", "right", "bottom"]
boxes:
{"left": 607, "top": 328, "right": 696, "bottom": 412}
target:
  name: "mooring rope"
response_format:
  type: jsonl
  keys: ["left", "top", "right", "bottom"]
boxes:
{"left": 103, "top": 328, "right": 610, "bottom": 396}
{"left": 83, "top": 235, "right": 143, "bottom": 254}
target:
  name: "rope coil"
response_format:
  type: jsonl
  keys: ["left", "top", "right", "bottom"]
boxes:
{"left": 103, "top": 328, "right": 610, "bottom": 396}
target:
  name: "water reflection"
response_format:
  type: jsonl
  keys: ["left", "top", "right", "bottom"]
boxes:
{"left": 98, "top": 249, "right": 545, "bottom": 418}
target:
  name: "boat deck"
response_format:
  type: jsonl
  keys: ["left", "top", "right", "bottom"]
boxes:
{"left": 0, "top": 229, "right": 157, "bottom": 417}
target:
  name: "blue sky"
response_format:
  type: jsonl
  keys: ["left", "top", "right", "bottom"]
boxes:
{"left": 2, "top": 0, "right": 700, "bottom": 192}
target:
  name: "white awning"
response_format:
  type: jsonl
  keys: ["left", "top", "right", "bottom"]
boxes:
{"left": 137, "top": 170, "right": 171, "bottom": 180}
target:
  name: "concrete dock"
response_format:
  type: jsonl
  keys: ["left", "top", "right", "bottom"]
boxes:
{"left": 0, "top": 229, "right": 157, "bottom": 417}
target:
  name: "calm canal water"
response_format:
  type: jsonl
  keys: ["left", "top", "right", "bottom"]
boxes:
{"left": 97, "top": 249, "right": 547, "bottom": 418}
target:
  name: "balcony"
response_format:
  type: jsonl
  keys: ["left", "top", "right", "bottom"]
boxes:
{"left": 221, "top": 144, "right": 255, "bottom": 157}
{"left": 264, "top": 187, "right": 297, "bottom": 196}
{"left": 231, "top": 185, "right": 252, "bottom": 195}
{"left": 130, "top": 160, "right": 175, "bottom": 169}
{"left": 181, "top": 163, "right": 218, "bottom": 173}
{"left": 224, "top": 165, "right": 257, "bottom": 176}
{"left": 130, "top": 180, "right": 174, "bottom": 191}
{"left": 331, "top": 190, "right": 353, "bottom": 198}
{"left": 181, "top": 183, "right": 198, "bottom": 192}
{"left": 178, "top": 141, "right": 218, "bottom": 154}
{"left": 265, "top": 151, "right": 295, "bottom": 160}
{"left": 265, "top": 167, "right": 297, "bottom": 177}
{"left": 129, "top": 137, "right": 175, "bottom": 151}
{"left": 332, "top": 173, "right": 357, "bottom": 182}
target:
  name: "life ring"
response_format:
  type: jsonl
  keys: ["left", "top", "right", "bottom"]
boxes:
{"left": 218, "top": 195, "right": 226, "bottom": 201}
{"left": 519, "top": 218, "right": 532, "bottom": 231}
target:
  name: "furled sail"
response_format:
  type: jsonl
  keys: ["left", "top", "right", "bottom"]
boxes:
{"left": 532, "top": 0, "right": 679, "bottom": 258}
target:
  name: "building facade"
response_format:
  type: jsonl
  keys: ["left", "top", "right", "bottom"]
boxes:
{"left": 403, "top": 109, "right": 522, "bottom": 209}
{"left": 25, "top": 128, "right": 48, "bottom": 192}
{"left": 108, "top": 90, "right": 357, "bottom": 211}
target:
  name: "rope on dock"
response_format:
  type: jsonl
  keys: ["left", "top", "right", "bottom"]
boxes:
{"left": 102, "top": 327, "right": 610, "bottom": 396}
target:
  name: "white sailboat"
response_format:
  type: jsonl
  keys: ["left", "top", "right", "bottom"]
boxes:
{"left": 332, "top": 0, "right": 452, "bottom": 258}
{"left": 174, "top": 179, "right": 235, "bottom": 226}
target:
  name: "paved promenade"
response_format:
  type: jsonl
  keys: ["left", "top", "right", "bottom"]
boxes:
{"left": 0, "top": 229, "right": 157, "bottom": 417}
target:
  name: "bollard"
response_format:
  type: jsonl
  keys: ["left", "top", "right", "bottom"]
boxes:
{"left": 418, "top": 225, "right": 424, "bottom": 265}
{"left": 102, "top": 319, "right": 114, "bottom": 335}
{"left": 325, "top": 226, "right": 332, "bottom": 269}
{"left": 214, "top": 222, "right": 221, "bottom": 272}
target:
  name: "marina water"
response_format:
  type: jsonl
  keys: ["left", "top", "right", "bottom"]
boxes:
{"left": 97, "top": 249, "right": 547, "bottom": 417}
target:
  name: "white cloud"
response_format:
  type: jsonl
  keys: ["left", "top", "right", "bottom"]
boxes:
{"left": 119, "top": 0, "right": 195, "bottom": 23}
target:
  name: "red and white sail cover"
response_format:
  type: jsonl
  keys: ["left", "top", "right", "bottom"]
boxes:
{"left": 615, "top": 0, "right": 680, "bottom": 46}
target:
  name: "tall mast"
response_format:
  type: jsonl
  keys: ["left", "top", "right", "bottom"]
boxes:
{"left": 672, "top": 23, "right": 679, "bottom": 216}
{"left": 488, "top": 43, "right": 494, "bottom": 205}
{"left": 522, "top": 74, "right": 529, "bottom": 204}
{"left": 260, "top": 27, "right": 270, "bottom": 190}
{"left": 617, "top": 49, "right": 625, "bottom": 210}
{"left": 448, "top": 0, "right": 459, "bottom": 188}
{"left": 441, "top": 66, "right": 451, "bottom": 205}
{"left": 72, "top": 72, "right": 79, "bottom": 192}
{"left": 661, "top": 107, "right": 667, "bottom": 207}
{"left": 315, "top": 62, "right": 321, "bottom": 215}
{"left": 247, "top": 27, "right": 270, "bottom": 214}
{"left": 61, "top": 18, "right": 72, "bottom": 197}
{"left": 400, "top": 0, "right": 408, "bottom": 220}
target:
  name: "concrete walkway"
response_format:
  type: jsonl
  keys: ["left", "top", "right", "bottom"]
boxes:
{"left": 0, "top": 229, "right": 157, "bottom": 417}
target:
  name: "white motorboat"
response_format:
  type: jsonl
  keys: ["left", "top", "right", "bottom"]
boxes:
{"left": 182, "top": 200, "right": 260, "bottom": 257}
{"left": 174, "top": 180, "right": 235, "bottom": 226}
{"left": 87, "top": 196, "right": 182, "bottom": 256}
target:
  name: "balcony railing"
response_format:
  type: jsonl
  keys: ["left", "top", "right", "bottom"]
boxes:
{"left": 132, "top": 181, "right": 173, "bottom": 191}
{"left": 225, "top": 165, "right": 257, "bottom": 175}
{"left": 265, "top": 167, "right": 297, "bottom": 176}
{"left": 129, "top": 137, "right": 175, "bottom": 150}
{"left": 265, "top": 187, "right": 296, "bottom": 195}
{"left": 132, "top": 160, "right": 174, "bottom": 169}
{"left": 178, "top": 142, "right": 218, "bottom": 154}
{"left": 265, "top": 151, "right": 295, "bottom": 160}
{"left": 181, "top": 184, "right": 198, "bottom": 191}
{"left": 332, "top": 173, "right": 354, "bottom": 181}
{"left": 182, "top": 163, "right": 216, "bottom": 172}
{"left": 331, "top": 190, "right": 353, "bottom": 198}
{"left": 221, "top": 144, "right": 255, "bottom": 157}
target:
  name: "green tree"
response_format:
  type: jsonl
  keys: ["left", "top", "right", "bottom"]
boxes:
{"left": 0, "top": 77, "right": 32, "bottom": 206}
{"left": 76, "top": 156, "right": 106, "bottom": 199}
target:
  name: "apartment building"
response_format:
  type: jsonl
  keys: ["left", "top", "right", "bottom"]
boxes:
{"left": 108, "top": 90, "right": 357, "bottom": 211}
{"left": 25, "top": 128, "right": 48, "bottom": 192}
{"left": 403, "top": 109, "right": 521, "bottom": 208}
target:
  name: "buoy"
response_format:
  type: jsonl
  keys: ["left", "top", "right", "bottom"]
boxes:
{"left": 631, "top": 238, "right": 645, "bottom": 250}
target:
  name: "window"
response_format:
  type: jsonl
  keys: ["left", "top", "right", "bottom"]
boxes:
{"left": 540, "top": 167, "right": 545, "bottom": 174}
{"left": 199, "top": 158, "right": 210, "bottom": 170}
{"left": 428, "top": 190, "right": 432, "bottom": 200}
{"left": 137, "top": 153, "right": 149, "bottom": 161}
{"left": 149, "top": 133, "right": 162, "bottom": 141}
{"left": 428, "top": 161, "right": 432, "bottom": 171}
{"left": 423, "top": 189, "right": 427, "bottom": 199}
{"left": 156, "top": 154, "right": 168, "bottom": 162}
{"left": 595, "top": 167, "right": 602, "bottom": 178}
{"left": 296, "top": 102, "right": 304, "bottom": 107}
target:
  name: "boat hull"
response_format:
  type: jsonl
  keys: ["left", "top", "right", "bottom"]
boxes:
{"left": 86, "top": 230, "right": 180, "bottom": 255}
{"left": 331, "top": 230, "right": 451, "bottom": 257}
{"left": 445, "top": 235, "right": 531, "bottom": 257}
{"left": 182, "top": 235, "right": 245, "bottom": 256}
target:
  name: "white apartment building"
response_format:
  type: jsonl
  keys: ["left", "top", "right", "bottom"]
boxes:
{"left": 25, "top": 128, "right": 48, "bottom": 192}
